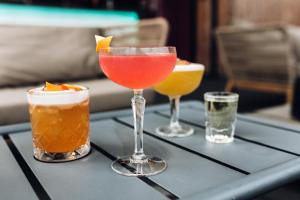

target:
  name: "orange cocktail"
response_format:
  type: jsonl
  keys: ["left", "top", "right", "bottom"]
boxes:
{"left": 27, "top": 83, "right": 90, "bottom": 162}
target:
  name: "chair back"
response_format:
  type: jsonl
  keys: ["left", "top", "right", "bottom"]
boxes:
{"left": 216, "top": 26, "right": 297, "bottom": 86}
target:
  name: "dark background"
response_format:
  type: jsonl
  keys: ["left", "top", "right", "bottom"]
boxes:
{"left": 0, "top": 0, "right": 197, "bottom": 62}
{"left": 0, "top": 0, "right": 286, "bottom": 112}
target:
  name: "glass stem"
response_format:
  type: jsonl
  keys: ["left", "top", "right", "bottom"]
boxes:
{"left": 169, "top": 96, "right": 181, "bottom": 129}
{"left": 131, "top": 89, "right": 146, "bottom": 161}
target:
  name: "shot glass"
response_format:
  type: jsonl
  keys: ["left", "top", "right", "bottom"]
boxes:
{"left": 204, "top": 92, "right": 239, "bottom": 143}
{"left": 27, "top": 85, "right": 90, "bottom": 162}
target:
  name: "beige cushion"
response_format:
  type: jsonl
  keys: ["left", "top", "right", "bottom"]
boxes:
{"left": 0, "top": 79, "right": 155, "bottom": 125}
{"left": 0, "top": 25, "right": 100, "bottom": 86}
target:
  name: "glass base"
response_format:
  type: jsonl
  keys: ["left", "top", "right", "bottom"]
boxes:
{"left": 206, "top": 134, "right": 234, "bottom": 143}
{"left": 111, "top": 155, "right": 167, "bottom": 177}
{"left": 156, "top": 124, "right": 194, "bottom": 137}
{"left": 33, "top": 143, "right": 91, "bottom": 162}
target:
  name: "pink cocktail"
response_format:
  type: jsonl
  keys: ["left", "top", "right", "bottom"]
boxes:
{"left": 100, "top": 54, "right": 176, "bottom": 89}
{"left": 98, "top": 47, "right": 176, "bottom": 177}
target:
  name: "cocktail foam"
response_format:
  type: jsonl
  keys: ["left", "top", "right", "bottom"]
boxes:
{"left": 27, "top": 86, "right": 89, "bottom": 105}
{"left": 174, "top": 63, "right": 204, "bottom": 72}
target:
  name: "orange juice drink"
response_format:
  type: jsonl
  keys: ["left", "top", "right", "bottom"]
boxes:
{"left": 27, "top": 84, "right": 90, "bottom": 162}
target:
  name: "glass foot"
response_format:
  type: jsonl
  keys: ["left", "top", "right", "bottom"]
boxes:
{"left": 33, "top": 143, "right": 91, "bottom": 162}
{"left": 206, "top": 134, "right": 234, "bottom": 143}
{"left": 111, "top": 155, "right": 167, "bottom": 177}
{"left": 156, "top": 124, "right": 194, "bottom": 137}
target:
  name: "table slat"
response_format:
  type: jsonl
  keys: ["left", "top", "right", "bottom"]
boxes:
{"left": 0, "top": 137, "right": 37, "bottom": 200}
{"left": 91, "top": 120, "right": 244, "bottom": 198}
{"left": 172, "top": 107, "right": 300, "bottom": 155}
{"left": 120, "top": 113, "right": 296, "bottom": 173}
{"left": 185, "top": 157, "right": 300, "bottom": 200}
{"left": 10, "top": 132, "right": 168, "bottom": 200}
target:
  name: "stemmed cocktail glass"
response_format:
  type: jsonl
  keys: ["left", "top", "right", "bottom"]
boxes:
{"left": 154, "top": 63, "right": 204, "bottom": 137}
{"left": 98, "top": 47, "right": 176, "bottom": 176}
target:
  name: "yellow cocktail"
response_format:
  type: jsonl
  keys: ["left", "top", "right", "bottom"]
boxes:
{"left": 154, "top": 62, "right": 205, "bottom": 137}
{"left": 154, "top": 64, "right": 204, "bottom": 97}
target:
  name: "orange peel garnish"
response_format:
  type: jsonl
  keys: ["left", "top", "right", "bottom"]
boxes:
{"left": 176, "top": 59, "right": 191, "bottom": 65}
{"left": 44, "top": 82, "right": 65, "bottom": 91}
{"left": 62, "top": 84, "right": 82, "bottom": 91}
{"left": 95, "top": 35, "right": 113, "bottom": 53}
{"left": 43, "top": 82, "right": 82, "bottom": 91}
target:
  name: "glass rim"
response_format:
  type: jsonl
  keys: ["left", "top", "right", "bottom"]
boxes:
{"left": 174, "top": 63, "right": 205, "bottom": 71}
{"left": 99, "top": 46, "right": 176, "bottom": 50}
{"left": 98, "top": 46, "right": 177, "bottom": 55}
{"left": 27, "top": 85, "right": 89, "bottom": 96}
{"left": 204, "top": 91, "right": 239, "bottom": 102}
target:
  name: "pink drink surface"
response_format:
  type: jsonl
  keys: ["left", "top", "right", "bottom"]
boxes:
{"left": 99, "top": 54, "right": 176, "bottom": 89}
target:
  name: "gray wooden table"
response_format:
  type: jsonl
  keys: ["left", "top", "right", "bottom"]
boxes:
{"left": 1, "top": 101, "right": 300, "bottom": 200}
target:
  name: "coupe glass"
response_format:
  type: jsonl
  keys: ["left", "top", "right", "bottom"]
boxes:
{"left": 98, "top": 47, "right": 176, "bottom": 176}
{"left": 154, "top": 63, "right": 204, "bottom": 137}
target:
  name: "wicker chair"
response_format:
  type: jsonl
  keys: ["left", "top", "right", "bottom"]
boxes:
{"left": 99, "top": 17, "right": 169, "bottom": 47}
{"left": 216, "top": 25, "right": 298, "bottom": 102}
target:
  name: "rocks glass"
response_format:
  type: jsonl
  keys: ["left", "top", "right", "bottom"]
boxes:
{"left": 27, "top": 86, "right": 90, "bottom": 162}
{"left": 204, "top": 92, "right": 239, "bottom": 143}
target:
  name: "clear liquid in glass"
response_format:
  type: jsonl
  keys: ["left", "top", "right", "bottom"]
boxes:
{"left": 205, "top": 97, "right": 238, "bottom": 143}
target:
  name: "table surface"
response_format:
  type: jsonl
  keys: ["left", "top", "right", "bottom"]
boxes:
{"left": 1, "top": 100, "right": 300, "bottom": 200}
{"left": 0, "top": 3, "right": 138, "bottom": 27}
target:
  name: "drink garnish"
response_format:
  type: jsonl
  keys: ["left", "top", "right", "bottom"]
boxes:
{"left": 95, "top": 35, "right": 113, "bottom": 53}
{"left": 176, "top": 59, "right": 191, "bottom": 65}
{"left": 61, "top": 84, "right": 82, "bottom": 91}
{"left": 43, "top": 82, "right": 81, "bottom": 91}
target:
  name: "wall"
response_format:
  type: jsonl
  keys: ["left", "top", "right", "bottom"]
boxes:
{"left": 195, "top": 0, "right": 300, "bottom": 76}
{"left": 231, "top": 0, "right": 300, "bottom": 25}
{"left": 158, "top": 0, "right": 195, "bottom": 60}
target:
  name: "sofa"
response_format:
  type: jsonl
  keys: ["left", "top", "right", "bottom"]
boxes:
{"left": 0, "top": 7, "right": 169, "bottom": 125}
